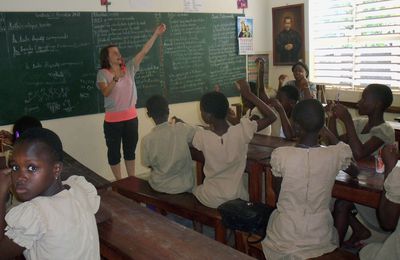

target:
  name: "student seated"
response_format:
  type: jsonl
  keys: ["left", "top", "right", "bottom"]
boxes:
{"left": 0, "top": 115, "right": 43, "bottom": 211}
{"left": 329, "top": 84, "right": 395, "bottom": 247}
{"left": 192, "top": 79, "right": 276, "bottom": 208}
{"left": 359, "top": 144, "right": 400, "bottom": 260}
{"left": 268, "top": 84, "right": 299, "bottom": 140}
{"left": 141, "top": 95, "right": 195, "bottom": 194}
{"left": 0, "top": 128, "right": 100, "bottom": 259}
{"left": 261, "top": 99, "right": 353, "bottom": 259}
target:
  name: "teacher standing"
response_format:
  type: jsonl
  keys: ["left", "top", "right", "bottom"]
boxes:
{"left": 97, "top": 23, "right": 167, "bottom": 180}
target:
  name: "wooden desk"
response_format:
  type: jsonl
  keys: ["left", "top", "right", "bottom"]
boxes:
{"left": 333, "top": 163, "right": 383, "bottom": 209}
{"left": 247, "top": 135, "right": 295, "bottom": 202}
{"left": 98, "top": 190, "right": 253, "bottom": 260}
{"left": 61, "top": 151, "right": 110, "bottom": 189}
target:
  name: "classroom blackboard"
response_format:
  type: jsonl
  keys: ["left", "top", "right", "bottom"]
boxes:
{"left": 0, "top": 12, "right": 245, "bottom": 125}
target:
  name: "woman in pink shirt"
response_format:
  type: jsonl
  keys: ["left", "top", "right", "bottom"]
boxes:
{"left": 97, "top": 23, "right": 166, "bottom": 180}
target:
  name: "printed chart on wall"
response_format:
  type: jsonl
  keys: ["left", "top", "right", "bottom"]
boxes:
{"left": 247, "top": 54, "right": 268, "bottom": 86}
{"left": 237, "top": 16, "right": 253, "bottom": 55}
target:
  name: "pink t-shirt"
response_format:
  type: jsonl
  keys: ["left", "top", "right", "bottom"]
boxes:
{"left": 96, "top": 59, "right": 139, "bottom": 122}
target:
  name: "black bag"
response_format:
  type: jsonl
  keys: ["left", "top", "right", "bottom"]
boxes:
{"left": 217, "top": 199, "right": 274, "bottom": 244}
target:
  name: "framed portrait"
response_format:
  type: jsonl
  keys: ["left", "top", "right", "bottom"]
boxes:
{"left": 272, "top": 4, "right": 305, "bottom": 66}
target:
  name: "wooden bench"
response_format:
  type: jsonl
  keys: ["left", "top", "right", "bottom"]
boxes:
{"left": 111, "top": 176, "right": 226, "bottom": 243}
{"left": 98, "top": 190, "right": 253, "bottom": 260}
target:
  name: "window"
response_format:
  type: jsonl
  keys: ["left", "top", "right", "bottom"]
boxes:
{"left": 309, "top": 0, "right": 400, "bottom": 90}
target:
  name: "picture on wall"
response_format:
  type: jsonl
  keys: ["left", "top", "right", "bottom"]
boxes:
{"left": 237, "top": 0, "right": 248, "bottom": 9}
{"left": 272, "top": 4, "right": 305, "bottom": 66}
{"left": 237, "top": 16, "right": 254, "bottom": 55}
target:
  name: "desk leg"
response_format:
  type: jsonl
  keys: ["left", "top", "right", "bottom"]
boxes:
{"left": 215, "top": 221, "right": 226, "bottom": 244}
{"left": 247, "top": 160, "right": 264, "bottom": 203}
{"left": 265, "top": 167, "right": 277, "bottom": 208}
{"left": 100, "top": 242, "right": 125, "bottom": 260}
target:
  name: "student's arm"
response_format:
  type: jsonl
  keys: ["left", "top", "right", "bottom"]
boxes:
{"left": 377, "top": 144, "right": 400, "bottom": 231}
{"left": 134, "top": 23, "right": 166, "bottom": 68}
{"left": 326, "top": 102, "right": 348, "bottom": 142}
{"left": 255, "top": 58, "right": 270, "bottom": 103}
{"left": 278, "top": 74, "right": 288, "bottom": 89}
{"left": 268, "top": 98, "right": 295, "bottom": 140}
{"left": 320, "top": 125, "right": 339, "bottom": 145}
{"left": 0, "top": 168, "right": 25, "bottom": 258}
{"left": 333, "top": 103, "right": 384, "bottom": 160}
{"left": 226, "top": 108, "right": 240, "bottom": 125}
{"left": 236, "top": 79, "right": 277, "bottom": 131}
{"left": 297, "top": 78, "right": 313, "bottom": 100}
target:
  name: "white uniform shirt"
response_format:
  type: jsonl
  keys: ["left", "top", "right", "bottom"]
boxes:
{"left": 192, "top": 118, "right": 257, "bottom": 208}
{"left": 5, "top": 176, "right": 100, "bottom": 260}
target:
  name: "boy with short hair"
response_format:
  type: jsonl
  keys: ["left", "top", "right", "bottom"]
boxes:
{"left": 141, "top": 95, "right": 195, "bottom": 194}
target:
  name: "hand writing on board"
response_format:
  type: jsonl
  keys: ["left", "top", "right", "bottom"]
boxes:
{"left": 155, "top": 23, "right": 167, "bottom": 36}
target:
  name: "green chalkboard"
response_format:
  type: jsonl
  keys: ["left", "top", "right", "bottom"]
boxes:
{"left": 0, "top": 12, "right": 245, "bottom": 125}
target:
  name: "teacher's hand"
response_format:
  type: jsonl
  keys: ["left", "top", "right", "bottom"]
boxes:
{"left": 155, "top": 23, "right": 167, "bottom": 36}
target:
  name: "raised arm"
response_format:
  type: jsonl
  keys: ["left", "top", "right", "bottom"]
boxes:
{"left": 255, "top": 58, "right": 269, "bottom": 103}
{"left": 236, "top": 79, "right": 277, "bottom": 131}
{"left": 134, "top": 23, "right": 166, "bottom": 68}
{"left": 278, "top": 74, "right": 288, "bottom": 89}
{"left": 298, "top": 78, "right": 313, "bottom": 100}
{"left": 268, "top": 98, "right": 295, "bottom": 140}
{"left": 378, "top": 144, "right": 400, "bottom": 231}
{"left": 333, "top": 103, "right": 384, "bottom": 160}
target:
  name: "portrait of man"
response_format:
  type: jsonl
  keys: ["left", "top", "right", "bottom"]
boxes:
{"left": 273, "top": 4, "right": 304, "bottom": 65}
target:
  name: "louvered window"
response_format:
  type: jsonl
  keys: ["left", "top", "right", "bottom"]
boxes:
{"left": 309, "top": 0, "right": 400, "bottom": 89}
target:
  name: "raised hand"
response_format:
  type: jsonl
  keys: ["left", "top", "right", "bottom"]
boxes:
{"left": 0, "top": 168, "right": 11, "bottom": 198}
{"left": 332, "top": 103, "right": 352, "bottom": 122}
{"left": 155, "top": 23, "right": 167, "bottom": 36}
{"left": 278, "top": 74, "right": 288, "bottom": 88}
{"left": 235, "top": 79, "right": 252, "bottom": 97}
{"left": 381, "top": 144, "right": 398, "bottom": 175}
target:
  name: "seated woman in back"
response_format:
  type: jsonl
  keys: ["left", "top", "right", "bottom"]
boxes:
{"left": 278, "top": 61, "right": 316, "bottom": 100}
{"left": 262, "top": 99, "right": 353, "bottom": 259}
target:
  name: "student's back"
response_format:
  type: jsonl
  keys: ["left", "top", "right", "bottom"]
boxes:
{"left": 141, "top": 95, "right": 195, "bottom": 194}
{"left": 193, "top": 81, "right": 276, "bottom": 208}
{"left": 262, "top": 99, "right": 353, "bottom": 259}
{"left": 142, "top": 122, "right": 195, "bottom": 194}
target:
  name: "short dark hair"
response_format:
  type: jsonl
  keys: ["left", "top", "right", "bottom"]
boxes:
{"left": 292, "top": 99, "right": 325, "bottom": 133}
{"left": 200, "top": 91, "right": 229, "bottom": 119}
{"left": 12, "top": 116, "right": 42, "bottom": 143}
{"left": 292, "top": 61, "right": 309, "bottom": 78}
{"left": 15, "top": 128, "right": 63, "bottom": 162}
{"left": 146, "top": 95, "right": 169, "bottom": 118}
{"left": 366, "top": 84, "right": 393, "bottom": 111}
{"left": 99, "top": 44, "right": 118, "bottom": 69}
{"left": 278, "top": 85, "right": 300, "bottom": 102}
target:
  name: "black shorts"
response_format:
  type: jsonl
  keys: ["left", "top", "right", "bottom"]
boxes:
{"left": 103, "top": 118, "right": 138, "bottom": 165}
